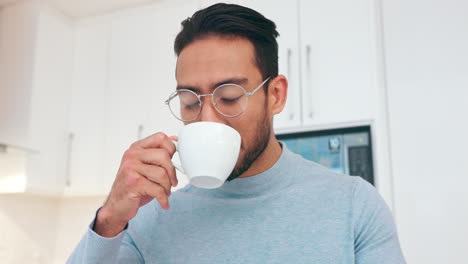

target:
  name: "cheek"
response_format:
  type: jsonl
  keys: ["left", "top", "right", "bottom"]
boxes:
{"left": 226, "top": 117, "right": 258, "bottom": 150}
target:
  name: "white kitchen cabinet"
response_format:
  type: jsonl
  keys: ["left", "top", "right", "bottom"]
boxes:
{"left": 299, "top": 0, "right": 379, "bottom": 127}
{"left": 27, "top": 5, "right": 74, "bottom": 194}
{"left": 65, "top": 0, "right": 200, "bottom": 196}
{"left": 65, "top": 18, "right": 110, "bottom": 196}
{"left": 135, "top": 0, "right": 199, "bottom": 139}
{"left": 238, "top": 0, "right": 379, "bottom": 131}
{"left": 101, "top": 1, "right": 198, "bottom": 192}
{"left": 236, "top": 0, "right": 379, "bottom": 131}
{"left": 237, "top": 0, "right": 393, "bottom": 207}
{"left": 0, "top": 2, "right": 74, "bottom": 194}
{"left": 103, "top": 13, "right": 155, "bottom": 191}
{"left": 0, "top": 0, "right": 38, "bottom": 150}
{"left": 139, "top": 0, "right": 202, "bottom": 191}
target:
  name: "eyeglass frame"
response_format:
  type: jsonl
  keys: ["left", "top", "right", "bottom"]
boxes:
{"left": 165, "top": 76, "right": 271, "bottom": 121}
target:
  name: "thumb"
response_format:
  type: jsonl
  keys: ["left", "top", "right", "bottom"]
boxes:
{"left": 169, "top": 135, "right": 178, "bottom": 142}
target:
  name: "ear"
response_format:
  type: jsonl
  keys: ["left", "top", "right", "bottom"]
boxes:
{"left": 267, "top": 74, "right": 288, "bottom": 116}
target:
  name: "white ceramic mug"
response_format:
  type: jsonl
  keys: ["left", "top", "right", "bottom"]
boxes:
{"left": 172, "top": 121, "right": 241, "bottom": 189}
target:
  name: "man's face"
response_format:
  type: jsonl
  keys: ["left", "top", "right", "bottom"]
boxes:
{"left": 175, "top": 36, "right": 272, "bottom": 180}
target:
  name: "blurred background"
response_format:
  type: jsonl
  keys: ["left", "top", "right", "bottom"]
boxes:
{"left": 0, "top": 0, "right": 467, "bottom": 263}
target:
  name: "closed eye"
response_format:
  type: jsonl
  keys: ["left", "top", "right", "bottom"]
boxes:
{"left": 184, "top": 102, "right": 200, "bottom": 109}
{"left": 220, "top": 96, "right": 241, "bottom": 104}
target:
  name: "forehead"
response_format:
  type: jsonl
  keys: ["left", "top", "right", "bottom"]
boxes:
{"left": 175, "top": 36, "right": 260, "bottom": 87}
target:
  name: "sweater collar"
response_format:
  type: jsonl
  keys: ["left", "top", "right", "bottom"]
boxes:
{"left": 191, "top": 142, "right": 296, "bottom": 197}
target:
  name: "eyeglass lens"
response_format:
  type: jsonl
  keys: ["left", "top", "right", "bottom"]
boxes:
{"left": 168, "top": 85, "right": 249, "bottom": 121}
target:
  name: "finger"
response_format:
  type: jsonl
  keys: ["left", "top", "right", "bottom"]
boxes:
{"left": 136, "top": 148, "right": 178, "bottom": 187}
{"left": 136, "top": 174, "right": 170, "bottom": 210}
{"left": 134, "top": 162, "right": 172, "bottom": 196}
{"left": 158, "top": 135, "right": 177, "bottom": 156}
{"left": 169, "top": 135, "right": 178, "bottom": 141}
{"left": 133, "top": 132, "right": 176, "bottom": 155}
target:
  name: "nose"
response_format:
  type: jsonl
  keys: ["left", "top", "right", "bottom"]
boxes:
{"left": 198, "top": 95, "right": 225, "bottom": 123}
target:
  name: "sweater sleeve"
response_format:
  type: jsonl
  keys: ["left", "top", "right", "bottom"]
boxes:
{"left": 352, "top": 177, "right": 406, "bottom": 264}
{"left": 66, "top": 218, "right": 144, "bottom": 264}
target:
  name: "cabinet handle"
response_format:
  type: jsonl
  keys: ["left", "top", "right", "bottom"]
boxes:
{"left": 137, "top": 124, "right": 144, "bottom": 140}
{"left": 286, "top": 48, "right": 294, "bottom": 120}
{"left": 65, "top": 133, "right": 74, "bottom": 187}
{"left": 305, "top": 44, "right": 314, "bottom": 119}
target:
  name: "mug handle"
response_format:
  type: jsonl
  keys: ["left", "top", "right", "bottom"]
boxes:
{"left": 171, "top": 140, "right": 185, "bottom": 174}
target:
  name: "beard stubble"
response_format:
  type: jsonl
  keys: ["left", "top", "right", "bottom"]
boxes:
{"left": 225, "top": 113, "right": 271, "bottom": 182}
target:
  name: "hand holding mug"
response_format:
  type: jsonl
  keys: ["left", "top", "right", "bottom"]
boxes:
{"left": 94, "top": 122, "right": 241, "bottom": 238}
{"left": 95, "top": 132, "right": 177, "bottom": 237}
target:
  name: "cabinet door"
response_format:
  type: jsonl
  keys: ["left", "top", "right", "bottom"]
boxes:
{"left": 139, "top": 0, "right": 199, "bottom": 139}
{"left": 26, "top": 6, "right": 74, "bottom": 194}
{"left": 104, "top": 13, "right": 154, "bottom": 191}
{"left": 103, "top": 1, "right": 198, "bottom": 191}
{"left": 299, "top": 0, "right": 378, "bottom": 126}
{"left": 67, "top": 19, "right": 110, "bottom": 195}
{"left": 140, "top": 1, "right": 200, "bottom": 191}
{"left": 239, "top": 0, "right": 302, "bottom": 131}
{"left": 0, "top": 0, "right": 37, "bottom": 150}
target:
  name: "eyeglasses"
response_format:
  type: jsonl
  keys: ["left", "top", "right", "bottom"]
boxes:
{"left": 165, "top": 77, "right": 271, "bottom": 122}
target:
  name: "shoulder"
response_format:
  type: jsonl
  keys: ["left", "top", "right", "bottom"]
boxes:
{"left": 284, "top": 149, "right": 391, "bottom": 218}
{"left": 286, "top": 150, "right": 360, "bottom": 195}
{"left": 291, "top": 153, "right": 387, "bottom": 209}
{"left": 352, "top": 176, "right": 394, "bottom": 229}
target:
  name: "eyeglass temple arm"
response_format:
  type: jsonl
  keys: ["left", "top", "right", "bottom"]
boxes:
{"left": 246, "top": 77, "right": 271, "bottom": 96}
{"left": 165, "top": 93, "right": 179, "bottom": 104}
{"left": 166, "top": 77, "right": 271, "bottom": 104}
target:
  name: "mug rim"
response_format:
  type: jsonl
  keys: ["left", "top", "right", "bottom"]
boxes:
{"left": 182, "top": 121, "right": 240, "bottom": 138}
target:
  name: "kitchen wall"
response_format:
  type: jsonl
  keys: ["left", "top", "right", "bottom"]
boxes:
{"left": 382, "top": 0, "right": 468, "bottom": 262}
{"left": 0, "top": 194, "right": 106, "bottom": 263}
{"left": 0, "top": 194, "right": 60, "bottom": 263}
{"left": 53, "top": 196, "right": 107, "bottom": 264}
{"left": 0, "top": 190, "right": 189, "bottom": 264}
{"left": 54, "top": 182, "right": 190, "bottom": 264}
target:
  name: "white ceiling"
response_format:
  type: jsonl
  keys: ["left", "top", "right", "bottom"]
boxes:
{"left": 0, "top": 0, "right": 164, "bottom": 18}
{"left": 50, "top": 0, "right": 161, "bottom": 18}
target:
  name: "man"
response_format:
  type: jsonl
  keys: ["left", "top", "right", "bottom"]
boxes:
{"left": 68, "top": 3, "right": 406, "bottom": 263}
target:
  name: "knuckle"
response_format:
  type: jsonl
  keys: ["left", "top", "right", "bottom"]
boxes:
{"left": 156, "top": 173, "right": 170, "bottom": 189}
{"left": 121, "top": 160, "right": 136, "bottom": 172}
{"left": 125, "top": 173, "right": 141, "bottom": 187}
{"left": 148, "top": 170, "right": 163, "bottom": 183}
{"left": 154, "top": 132, "right": 168, "bottom": 142}
{"left": 130, "top": 141, "right": 140, "bottom": 148}
{"left": 123, "top": 148, "right": 137, "bottom": 159}
{"left": 156, "top": 168, "right": 168, "bottom": 179}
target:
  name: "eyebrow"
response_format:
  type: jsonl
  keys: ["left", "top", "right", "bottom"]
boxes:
{"left": 176, "top": 77, "right": 249, "bottom": 93}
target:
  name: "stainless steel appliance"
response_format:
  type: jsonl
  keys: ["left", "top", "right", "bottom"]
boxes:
{"left": 276, "top": 126, "right": 374, "bottom": 185}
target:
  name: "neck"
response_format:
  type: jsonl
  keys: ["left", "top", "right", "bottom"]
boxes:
{"left": 238, "top": 132, "right": 282, "bottom": 178}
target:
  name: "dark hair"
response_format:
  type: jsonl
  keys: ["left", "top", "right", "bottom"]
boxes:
{"left": 174, "top": 3, "right": 279, "bottom": 88}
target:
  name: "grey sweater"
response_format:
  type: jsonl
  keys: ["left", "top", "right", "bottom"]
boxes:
{"left": 67, "top": 145, "right": 406, "bottom": 263}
